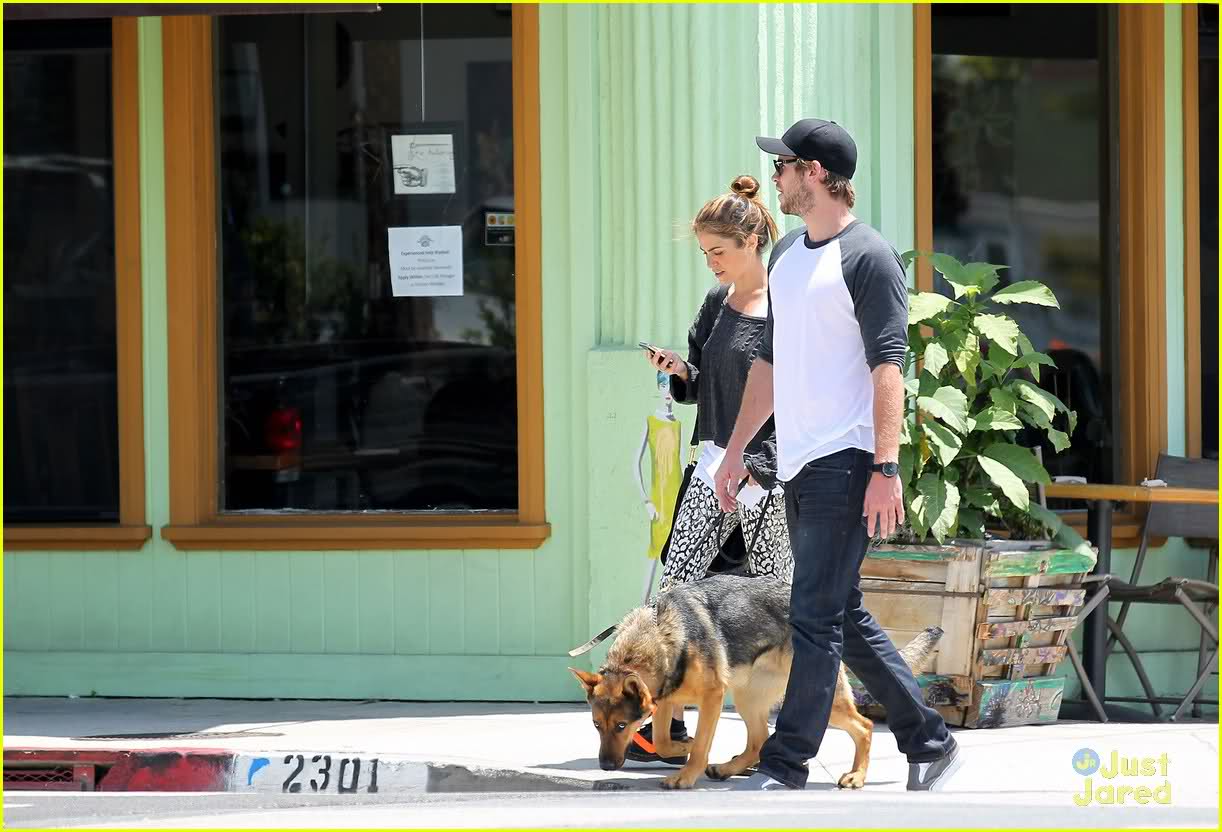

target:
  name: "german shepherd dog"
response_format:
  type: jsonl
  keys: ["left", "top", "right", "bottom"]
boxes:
{"left": 570, "top": 574, "right": 942, "bottom": 790}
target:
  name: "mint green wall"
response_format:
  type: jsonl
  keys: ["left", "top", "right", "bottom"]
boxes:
{"left": 5, "top": 17, "right": 581, "bottom": 700}
{"left": 3, "top": 6, "right": 1210, "bottom": 710}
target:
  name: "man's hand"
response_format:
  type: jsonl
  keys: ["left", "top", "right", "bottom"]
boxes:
{"left": 714, "top": 451, "right": 748, "bottom": 513}
{"left": 862, "top": 472, "right": 904, "bottom": 540}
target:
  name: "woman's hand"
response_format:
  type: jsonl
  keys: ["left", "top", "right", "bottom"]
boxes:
{"left": 645, "top": 347, "right": 689, "bottom": 380}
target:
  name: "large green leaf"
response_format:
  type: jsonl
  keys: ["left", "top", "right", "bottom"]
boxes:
{"left": 900, "top": 249, "right": 918, "bottom": 270}
{"left": 957, "top": 507, "right": 986, "bottom": 539}
{"left": 907, "top": 494, "right": 929, "bottom": 541}
{"left": 917, "top": 386, "right": 970, "bottom": 433}
{"left": 1013, "top": 380, "right": 1069, "bottom": 420}
{"left": 923, "top": 341, "right": 950, "bottom": 378}
{"left": 1028, "top": 503, "right": 1097, "bottom": 562}
{"left": 899, "top": 443, "right": 915, "bottom": 487}
{"left": 962, "top": 262, "right": 1005, "bottom": 295}
{"left": 977, "top": 455, "right": 1031, "bottom": 510}
{"left": 1017, "top": 331, "right": 1034, "bottom": 356}
{"left": 971, "top": 407, "right": 1024, "bottom": 432}
{"left": 909, "top": 291, "right": 955, "bottom": 325}
{"left": 952, "top": 332, "right": 981, "bottom": 390}
{"left": 1046, "top": 427, "right": 1071, "bottom": 453}
{"left": 964, "top": 486, "right": 1002, "bottom": 516}
{"left": 991, "top": 280, "right": 1060, "bottom": 308}
{"left": 990, "top": 387, "right": 1020, "bottom": 413}
{"left": 904, "top": 376, "right": 921, "bottom": 397}
{"left": 931, "top": 253, "right": 969, "bottom": 297}
{"left": 914, "top": 475, "right": 960, "bottom": 543}
{"left": 923, "top": 420, "right": 963, "bottom": 466}
{"left": 987, "top": 341, "right": 1016, "bottom": 376}
{"left": 1018, "top": 401, "right": 1052, "bottom": 429}
{"left": 1011, "top": 351, "right": 1057, "bottom": 383}
{"left": 974, "top": 313, "right": 1021, "bottom": 355}
{"left": 981, "top": 443, "right": 1051, "bottom": 485}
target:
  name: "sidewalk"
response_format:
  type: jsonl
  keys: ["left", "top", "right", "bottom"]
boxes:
{"left": 3, "top": 696, "right": 1219, "bottom": 810}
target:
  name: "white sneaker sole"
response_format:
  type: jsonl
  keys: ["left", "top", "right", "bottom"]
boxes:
{"left": 925, "top": 750, "right": 964, "bottom": 792}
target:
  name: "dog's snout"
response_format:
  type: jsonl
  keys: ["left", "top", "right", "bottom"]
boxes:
{"left": 599, "top": 756, "right": 622, "bottom": 771}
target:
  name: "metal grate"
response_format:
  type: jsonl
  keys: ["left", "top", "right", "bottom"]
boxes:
{"left": 4, "top": 764, "right": 95, "bottom": 791}
{"left": 5, "top": 767, "right": 74, "bottom": 783}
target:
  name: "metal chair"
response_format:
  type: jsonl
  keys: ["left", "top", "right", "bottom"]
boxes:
{"left": 1103, "top": 454, "right": 1218, "bottom": 720}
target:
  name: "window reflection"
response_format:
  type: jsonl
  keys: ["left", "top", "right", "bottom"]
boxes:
{"left": 217, "top": 4, "right": 517, "bottom": 513}
{"left": 3, "top": 19, "right": 119, "bottom": 523}
{"left": 932, "top": 5, "right": 1112, "bottom": 483}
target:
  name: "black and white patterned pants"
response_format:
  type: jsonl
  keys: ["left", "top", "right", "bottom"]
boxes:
{"left": 657, "top": 476, "right": 794, "bottom": 592}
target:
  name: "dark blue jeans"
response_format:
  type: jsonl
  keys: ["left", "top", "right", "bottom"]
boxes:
{"left": 757, "top": 447, "right": 953, "bottom": 789}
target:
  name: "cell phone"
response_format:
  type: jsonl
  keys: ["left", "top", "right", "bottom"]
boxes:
{"left": 638, "top": 341, "right": 660, "bottom": 354}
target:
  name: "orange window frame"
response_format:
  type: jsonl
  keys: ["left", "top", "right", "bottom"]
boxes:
{"left": 4, "top": 18, "right": 149, "bottom": 551}
{"left": 913, "top": 5, "right": 1171, "bottom": 548}
{"left": 158, "top": 8, "right": 548, "bottom": 551}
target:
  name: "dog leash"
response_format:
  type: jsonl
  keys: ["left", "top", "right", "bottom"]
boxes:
{"left": 567, "top": 488, "right": 774, "bottom": 658}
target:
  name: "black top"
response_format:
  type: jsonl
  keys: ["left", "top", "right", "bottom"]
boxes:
{"left": 669, "top": 285, "right": 780, "bottom": 489}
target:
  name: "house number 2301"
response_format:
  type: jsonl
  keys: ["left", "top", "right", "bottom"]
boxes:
{"left": 281, "top": 754, "right": 380, "bottom": 793}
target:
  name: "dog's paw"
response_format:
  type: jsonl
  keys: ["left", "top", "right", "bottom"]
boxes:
{"left": 704, "top": 764, "right": 732, "bottom": 781}
{"left": 837, "top": 770, "right": 866, "bottom": 789}
{"left": 660, "top": 773, "right": 698, "bottom": 790}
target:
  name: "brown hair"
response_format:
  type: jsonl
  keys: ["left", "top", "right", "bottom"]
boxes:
{"left": 796, "top": 159, "right": 856, "bottom": 209}
{"left": 691, "top": 175, "right": 779, "bottom": 255}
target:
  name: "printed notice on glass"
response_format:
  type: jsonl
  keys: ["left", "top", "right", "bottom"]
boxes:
{"left": 390, "top": 134, "right": 455, "bottom": 195}
{"left": 388, "top": 226, "right": 463, "bottom": 297}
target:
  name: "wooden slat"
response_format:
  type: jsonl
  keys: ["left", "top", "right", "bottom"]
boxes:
{"left": 860, "top": 557, "right": 950, "bottom": 583}
{"left": 1044, "top": 483, "right": 1217, "bottom": 505}
{"left": 968, "top": 676, "right": 1066, "bottom": 729}
{"left": 976, "top": 616, "right": 1078, "bottom": 640}
{"left": 985, "top": 587, "right": 1085, "bottom": 607}
{"left": 979, "top": 646, "right": 1067, "bottom": 666}
{"left": 937, "top": 556, "right": 980, "bottom": 677}
{"left": 983, "top": 548, "right": 1096, "bottom": 577}
{"left": 866, "top": 543, "right": 979, "bottom": 562}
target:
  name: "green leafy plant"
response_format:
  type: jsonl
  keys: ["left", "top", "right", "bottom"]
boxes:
{"left": 898, "top": 251, "right": 1084, "bottom": 549}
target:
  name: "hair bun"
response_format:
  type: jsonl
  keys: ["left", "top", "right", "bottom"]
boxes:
{"left": 730, "top": 174, "right": 761, "bottom": 200}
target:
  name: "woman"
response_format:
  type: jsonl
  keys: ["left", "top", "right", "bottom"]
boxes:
{"left": 629, "top": 175, "right": 794, "bottom": 765}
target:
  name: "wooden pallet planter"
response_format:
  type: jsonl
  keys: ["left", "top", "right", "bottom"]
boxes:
{"left": 848, "top": 538, "right": 1096, "bottom": 729}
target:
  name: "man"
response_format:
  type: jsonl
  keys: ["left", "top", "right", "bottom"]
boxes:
{"left": 715, "top": 118, "right": 963, "bottom": 792}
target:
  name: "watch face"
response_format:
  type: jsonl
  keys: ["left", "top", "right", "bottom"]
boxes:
{"left": 880, "top": 462, "right": 899, "bottom": 477}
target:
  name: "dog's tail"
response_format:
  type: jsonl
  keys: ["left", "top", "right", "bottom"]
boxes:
{"left": 897, "top": 626, "right": 944, "bottom": 671}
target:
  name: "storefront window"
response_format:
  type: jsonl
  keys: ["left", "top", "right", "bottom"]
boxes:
{"left": 3, "top": 19, "right": 119, "bottom": 523}
{"left": 931, "top": 4, "right": 1112, "bottom": 483}
{"left": 217, "top": 4, "right": 517, "bottom": 513}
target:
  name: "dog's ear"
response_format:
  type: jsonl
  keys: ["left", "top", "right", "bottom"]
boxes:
{"left": 622, "top": 673, "right": 653, "bottom": 714}
{"left": 568, "top": 667, "right": 601, "bottom": 697}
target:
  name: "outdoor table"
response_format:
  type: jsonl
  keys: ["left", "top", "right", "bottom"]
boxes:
{"left": 1043, "top": 482, "right": 1219, "bottom": 717}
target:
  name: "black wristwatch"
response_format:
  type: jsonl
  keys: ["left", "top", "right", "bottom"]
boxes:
{"left": 871, "top": 461, "right": 899, "bottom": 478}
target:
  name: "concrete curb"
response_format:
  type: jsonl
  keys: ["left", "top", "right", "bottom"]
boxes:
{"left": 4, "top": 748, "right": 641, "bottom": 794}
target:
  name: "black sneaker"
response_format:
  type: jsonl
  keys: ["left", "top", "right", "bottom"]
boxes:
{"left": 624, "top": 718, "right": 689, "bottom": 765}
{"left": 907, "top": 735, "right": 963, "bottom": 791}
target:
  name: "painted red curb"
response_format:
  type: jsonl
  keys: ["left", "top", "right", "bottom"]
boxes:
{"left": 5, "top": 747, "right": 235, "bottom": 791}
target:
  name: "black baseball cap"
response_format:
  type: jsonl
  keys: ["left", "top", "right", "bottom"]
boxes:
{"left": 756, "top": 118, "right": 857, "bottom": 179}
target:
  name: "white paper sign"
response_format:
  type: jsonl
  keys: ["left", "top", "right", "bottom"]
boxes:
{"left": 390, "top": 134, "right": 455, "bottom": 195}
{"left": 388, "top": 226, "right": 463, "bottom": 297}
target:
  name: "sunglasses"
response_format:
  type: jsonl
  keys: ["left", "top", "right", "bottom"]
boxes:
{"left": 772, "top": 157, "right": 801, "bottom": 174}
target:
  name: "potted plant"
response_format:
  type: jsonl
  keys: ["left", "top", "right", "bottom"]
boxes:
{"left": 849, "top": 251, "right": 1098, "bottom": 729}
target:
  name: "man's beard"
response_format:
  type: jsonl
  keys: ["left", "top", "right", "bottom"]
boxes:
{"left": 779, "top": 181, "right": 816, "bottom": 216}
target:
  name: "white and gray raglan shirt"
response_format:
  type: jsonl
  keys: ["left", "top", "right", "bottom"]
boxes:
{"left": 757, "top": 221, "right": 909, "bottom": 482}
